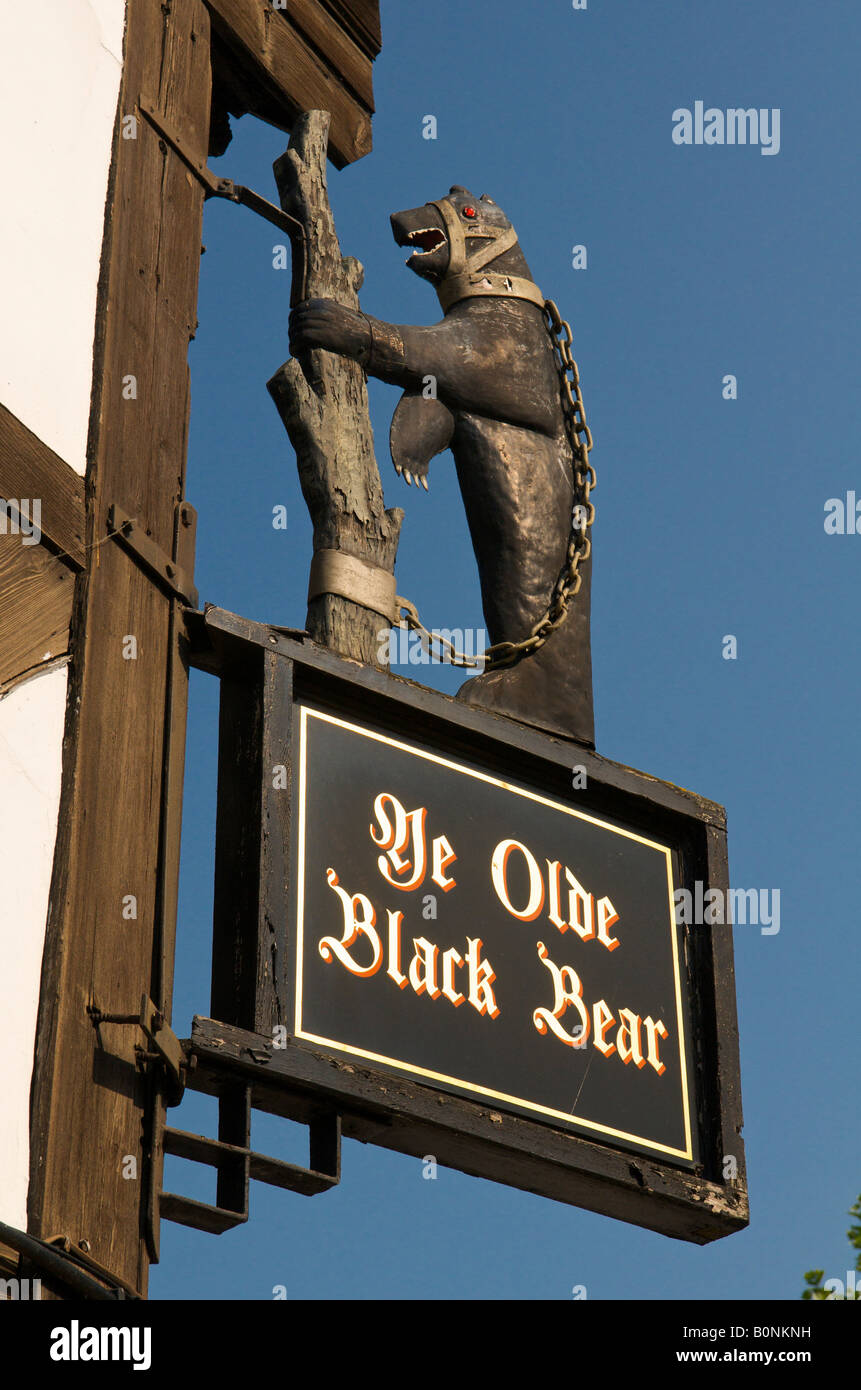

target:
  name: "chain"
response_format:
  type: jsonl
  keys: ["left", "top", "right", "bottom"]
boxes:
{"left": 481, "top": 299, "right": 595, "bottom": 669}
{"left": 395, "top": 598, "right": 483, "bottom": 668}
{"left": 397, "top": 298, "right": 595, "bottom": 669}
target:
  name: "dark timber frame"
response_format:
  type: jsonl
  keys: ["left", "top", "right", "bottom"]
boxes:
{"left": 208, "top": 0, "right": 380, "bottom": 167}
{"left": 12, "top": 0, "right": 382, "bottom": 1299}
{"left": 172, "top": 606, "right": 749, "bottom": 1245}
{"left": 26, "top": 0, "right": 213, "bottom": 1299}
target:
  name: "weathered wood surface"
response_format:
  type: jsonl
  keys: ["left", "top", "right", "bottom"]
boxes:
{"left": 701, "top": 823, "right": 747, "bottom": 1193}
{"left": 28, "top": 0, "right": 211, "bottom": 1297}
{"left": 211, "top": 650, "right": 292, "bottom": 1033}
{"left": 285, "top": 0, "right": 374, "bottom": 100}
{"left": 0, "top": 402, "right": 86, "bottom": 568}
{"left": 267, "top": 110, "right": 402, "bottom": 666}
{"left": 154, "top": 501, "right": 198, "bottom": 1025}
{"left": 206, "top": 0, "right": 376, "bottom": 166}
{"left": 327, "top": 0, "right": 382, "bottom": 56}
{"left": 0, "top": 537, "right": 75, "bottom": 690}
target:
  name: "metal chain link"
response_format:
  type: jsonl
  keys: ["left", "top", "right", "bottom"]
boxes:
{"left": 397, "top": 297, "right": 595, "bottom": 669}
{"left": 395, "top": 598, "right": 482, "bottom": 668}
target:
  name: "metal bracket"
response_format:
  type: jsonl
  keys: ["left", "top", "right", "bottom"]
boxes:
{"left": 159, "top": 1084, "right": 340, "bottom": 1235}
{"left": 138, "top": 95, "right": 223, "bottom": 196}
{"left": 88, "top": 993, "right": 186, "bottom": 1106}
{"left": 208, "top": 178, "right": 306, "bottom": 244}
{"left": 107, "top": 504, "right": 199, "bottom": 608}
{"left": 138, "top": 95, "right": 305, "bottom": 243}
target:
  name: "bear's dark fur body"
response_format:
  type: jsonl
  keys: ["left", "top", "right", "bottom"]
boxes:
{"left": 288, "top": 186, "right": 594, "bottom": 746}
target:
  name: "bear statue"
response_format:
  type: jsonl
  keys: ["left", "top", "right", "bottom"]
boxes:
{"left": 288, "top": 185, "right": 594, "bottom": 747}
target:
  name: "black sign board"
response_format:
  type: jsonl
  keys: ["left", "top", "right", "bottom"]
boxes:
{"left": 188, "top": 608, "right": 748, "bottom": 1244}
{"left": 296, "top": 706, "right": 696, "bottom": 1167}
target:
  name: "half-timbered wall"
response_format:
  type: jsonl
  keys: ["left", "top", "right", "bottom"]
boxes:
{"left": 0, "top": 0, "right": 126, "bottom": 1231}
{"left": 1, "top": 0, "right": 381, "bottom": 1294}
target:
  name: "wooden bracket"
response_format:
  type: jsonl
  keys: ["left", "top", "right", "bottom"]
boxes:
{"left": 107, "top": 503, "right": 199, "bottom": 608}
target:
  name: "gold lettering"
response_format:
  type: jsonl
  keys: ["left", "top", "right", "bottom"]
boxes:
{"left": 319, "top": 869, "right": 382, "bottom": 977}
{"left": 643, "top": 1016, "right": 669, "bottom": 1074}
{"left": 370, "top": 793, "right": 428, "bottom": 891}
{"left": 409, "top": 937, "right": 441, "bottom": 998}
{"left": 491, "top": 839, "right": 545, "bottom": 921}
{"left": 616, "top": 1007, "right": 645, "bottom": 1068}
{"left": 592, "top": 998, "right": 616, "bottom": 1056}
{"left": 533, "top": 942, "right": 590, "bottom": 1046}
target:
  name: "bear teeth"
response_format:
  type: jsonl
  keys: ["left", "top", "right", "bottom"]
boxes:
{"left": 407, "top": 227, "right": 447, "bottom": 256}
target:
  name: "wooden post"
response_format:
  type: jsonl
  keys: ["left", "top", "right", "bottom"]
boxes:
{"left": 267, "top": 110, "right": 402, "bottom": 666}
{"left": 26, "top": 0, "right": 212, "bottom": 1297}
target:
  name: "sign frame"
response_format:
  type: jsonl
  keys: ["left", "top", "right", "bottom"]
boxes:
{"left": 187, "top": 606, "right": 748, "bottom": 1244}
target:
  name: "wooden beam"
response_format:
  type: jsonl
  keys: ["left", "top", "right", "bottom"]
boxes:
{"left": 28, "top": 0, "right": 211, "bottom": 1297}
{"left": 210, "top": 649, "right": 292, "bottom": 1033}
{"left": 0, "top": 537, "right": 75, "bottom": 690}
{"left": 0, "top": 403, "right": 86, "bottom": 569}
{"left": 322, "top": 0, "right": 381, "bottom": 57}
{"left": 285, "top": 0, "right": 374, "bottom": 106}
{"left": 205, "top": 0, "right": 374, "bottom": 166}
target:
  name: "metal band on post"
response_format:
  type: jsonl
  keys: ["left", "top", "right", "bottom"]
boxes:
{"left": 308, "top": 549, "right": 398, "bottom": 623}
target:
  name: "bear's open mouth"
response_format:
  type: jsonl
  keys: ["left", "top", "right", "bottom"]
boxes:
{"left": 405, "top": 227, "right": 447, "bottom": 258}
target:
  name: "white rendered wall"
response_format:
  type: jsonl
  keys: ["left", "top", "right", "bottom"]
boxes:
{"left": 0, "top": 1, "right": 126, "bottom": 474}
{"left": 0, "top": 0, "right": 126, "bottom": 1234}
{"left": 0, "top": 664, "right": 69, "bottom": 1230}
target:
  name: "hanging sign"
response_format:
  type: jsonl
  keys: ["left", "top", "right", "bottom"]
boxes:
{"left": 295, "top": 706, "right": 697, "bottom": 1166}
{"left": 193, "top": 614, "right": 747, "bottom": 1243}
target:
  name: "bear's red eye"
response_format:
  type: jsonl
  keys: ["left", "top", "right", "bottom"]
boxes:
{"left": 463, "top": 206, "right": 477, "bottom": 218}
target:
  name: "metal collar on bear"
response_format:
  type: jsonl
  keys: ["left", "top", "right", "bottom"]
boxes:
{"left": 430, "top": 197, "right": 546, "bottom": 313}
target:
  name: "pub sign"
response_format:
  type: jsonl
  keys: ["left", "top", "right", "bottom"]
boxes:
{"left": 196, "top": 613, "right": 748, "bottom": 1244}
{"left": 296, "top": 706, "right": 697, "bottom": 1167}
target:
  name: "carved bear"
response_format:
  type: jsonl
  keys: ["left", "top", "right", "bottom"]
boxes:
{"left": 288, "top": 185, "right": 594, "bottom": 746}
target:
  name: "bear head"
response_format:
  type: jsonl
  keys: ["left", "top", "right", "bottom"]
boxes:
{"left": 390, "top": 185, "right": 514, "bottom": 284}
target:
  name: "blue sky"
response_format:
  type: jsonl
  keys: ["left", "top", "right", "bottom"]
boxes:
{"left": 150, "top": 0, "right": 860, "bottom": 1299}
